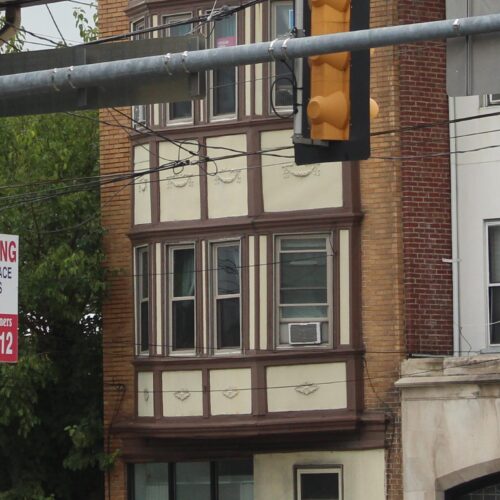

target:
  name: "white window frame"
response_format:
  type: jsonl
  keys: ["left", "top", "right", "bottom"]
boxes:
{"left": 486, "top": 221, "right": 500, "bottom": 346}
{"left": 486, "top": 94, "right": 500, "bottom": 106}
{"left": 275, "top": 233, "right": 334, "bottom": 349}
{"left": 295, "top": 466, "right": 343, "bottom": 500}
{"left": 269, "top": 0, "right": 294, "bottom": 113}
{"left": 208, "top": 11, "right": 238, "bottom": 121}
{"left": 162, "top": 13, "right": 194, "bottom": 126}
{"left": 135, "top": 246, "right": 150, "bottom": 355}
{"left": 211, "top": 240, "right": 242, "bottom": 352}
{"left": 168, "top": 244, "right": 196, "bottom": 354}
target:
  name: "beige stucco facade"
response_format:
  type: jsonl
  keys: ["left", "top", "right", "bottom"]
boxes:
{"left": 397, "top": 356, "right": 500, "bottom": 499}
{"left": 254, "top": 449, "right": 385, "bottom": 500}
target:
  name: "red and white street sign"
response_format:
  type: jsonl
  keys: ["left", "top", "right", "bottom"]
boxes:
{"left": 0, "top": 234, "right": 18, "bottom": 363}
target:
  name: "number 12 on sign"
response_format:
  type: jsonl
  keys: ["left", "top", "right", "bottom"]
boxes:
{"left": 0, "top": 315, "right": 18, "bottom": 362}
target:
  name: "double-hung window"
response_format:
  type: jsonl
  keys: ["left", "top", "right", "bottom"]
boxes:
{"left": 296, "top": 466, "right": 342, "bottom": 500}
{"left": 136, "top": 246, "right": 149, "bottom": 354}
{"left": 213, "top": 242, "right": 241, "bottom": 350}
{"left": 163, "top": 14, "right": 193, "bottom": 123}
{"left": 277, "top": 235, "right": 332, "bottom": 347}
{"left": 169, "top": 246, "right": 196, "bottom": 351}
{"left": 488, "top": 224, "right": 500, "bottom": 344}
{"left": 270, "top": 1, "right": 294, "bottom": 109}
{"left": 211, "top": 15, "right": 237, "bottom": 117}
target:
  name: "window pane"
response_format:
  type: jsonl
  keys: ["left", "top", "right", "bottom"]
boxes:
{"left": 141, "top": 301, "right": 149, "bottom": 351}
{"left": 282, "top": 238, "right": 326, "bottom": 251}
{"left": 134, "top": 463, "right": 169, "bottom": 500}
{"left": 301, "top": 472, "right": 339, "bottom": 500}
{"left": 217, "top": 459, "right": 253, "bottom": 500}
{"left": 176, "top": 462, "right": 210, "bottom": 500}
{"left": 217, "top": 245, "right": 240, "bottom": 294}
{"left": 281, "top": 252, "right": 327, "bottom": 289}
{"left": 141, "top": 250, "right": 149, "bottom": 298}
{"left": 173, "top": 248, "right": 195, "bottom": 297}
{"left": 214, "top": 67, "right": 236, "bottom": 115}
{"left": 173, "top": 300, "right": 195, "bottom": 349}
{"left": 217, "top": 298, "right": 240, "bottom": 348}
{"left": 281, "top": 288, "right": 327, "bottom": 304}
{"left": 490, "top": 287, "right": 500, "bottom": 344}
{"left": 213, "top": 17, "right": 236, "bottom": 116}
{"left": 272, "top": 3, "right": 293, "bottom": 107}
{"left": 170, "top": 101, "right": 192, "bottom": 120}
{"left": 281, "top": 305, "right": 328, "bottom": 319}
{"left": 490, "top": 226, "right": 500, "bottom": 283}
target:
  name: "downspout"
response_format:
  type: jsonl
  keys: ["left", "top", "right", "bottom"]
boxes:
{"left": 449, "top": 95, "right": 461, "bottom": 355}
{"left": 0, "top": 6, "right": 21, "bottom": 48}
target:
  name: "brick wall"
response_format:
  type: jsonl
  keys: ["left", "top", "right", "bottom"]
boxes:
{"left": 362, "top": 1, "right": 404, "bottom": 498}
{"left": 99, "top": 0, "right": 134, "bottom": 496}
{"left": 398, "top": 1, "right": 453, "bottom": 356}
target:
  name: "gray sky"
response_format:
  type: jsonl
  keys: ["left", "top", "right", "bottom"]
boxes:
{"left": 19, "top": 1, "right": 96, "bottom": 50}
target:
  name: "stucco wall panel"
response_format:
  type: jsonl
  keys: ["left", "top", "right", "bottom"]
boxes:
{"left": 207, "top": 134, "right": 248, "bottom": 218}
{"left": 162, "top": 370, "right": 203, "bottom": 417}
{"left": 260, "top": 130, "right": 343, "bottom": 213}
{"left": 266, "top": 362, "right": 347, "bottom": 412}
{"left": 159, "top": 141, "right": 201, "bottom": 222}
{"left": 209, "top": 368, "right": 252, "bottom": 415}
{"left": 254, "top": 449, "right": 385, "bottom": 500}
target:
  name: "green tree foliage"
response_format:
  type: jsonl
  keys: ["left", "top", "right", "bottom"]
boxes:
{"left": 0, "top": 111, "right": 106, "bottom": 499}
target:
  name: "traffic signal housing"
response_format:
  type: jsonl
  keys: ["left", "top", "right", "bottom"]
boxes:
{"left": 293, "top": 0, "right": 373, "bottom": 164}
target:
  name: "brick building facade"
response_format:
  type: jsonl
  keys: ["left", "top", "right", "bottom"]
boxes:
{"left": 98, "top": 0, "right": 452, "bottom": 497}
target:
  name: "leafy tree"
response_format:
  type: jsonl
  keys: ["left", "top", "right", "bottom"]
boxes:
{"left": 0, "top": 110, "right": 106, "bottom": 498}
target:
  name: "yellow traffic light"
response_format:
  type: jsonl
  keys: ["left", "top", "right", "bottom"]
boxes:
{"left": 307, "top": 0, "right": 351, "bottom": 141}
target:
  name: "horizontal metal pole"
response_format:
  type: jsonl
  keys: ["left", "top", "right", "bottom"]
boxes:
{"left": 1, "top": 13, "right": 500, "bottom": 99}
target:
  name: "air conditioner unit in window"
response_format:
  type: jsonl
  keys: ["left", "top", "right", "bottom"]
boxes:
{"left": 288, "top": 322, "right": 321, "bottom": 345}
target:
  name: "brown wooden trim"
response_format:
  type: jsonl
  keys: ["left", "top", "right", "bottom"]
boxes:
{"left": 261, "top": 2, "right": 270, "bottom": 117}
{"left": 150, "top": 140, "right": 160, "bottom": 225}
{"left": 153, "top": 368, "right": 163, "bottom": 417}
{"left": 241, "top": 236, "right": 250, "bottom": 352}
{"left": 247, "top": 129, "right": 263, "bottom": 216}
{"left": 129, "top": 117, "right": 293, "bottom": 143}
{"left": 199, "top": 139, "right": 209, "bottom": 220}
{"left": 204, "top": 239, "right": 210, "bottom": 354}
{"left": 113, "top": 409, "right": 386, "bottom": 452}
{"left": 202, "top": 367, "right": 210, "bottom": 417}
{"left": 129, "top": 210, "right": 363, "bottom": 241}
{"left": 250, "top": 5, "right": 256, "bottom": 118}
{"left": 237, "top": 10, "right": 246, "bottom": 122}
{"left": 266, "top": 234, "right": 274, "bottom": 351}
{"left": 133, "top": 347, "right": 363, "bottom": 369}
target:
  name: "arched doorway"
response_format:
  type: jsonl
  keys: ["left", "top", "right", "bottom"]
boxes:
{"left": 445, "top": 472, "right": 500, "bottom": 499}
